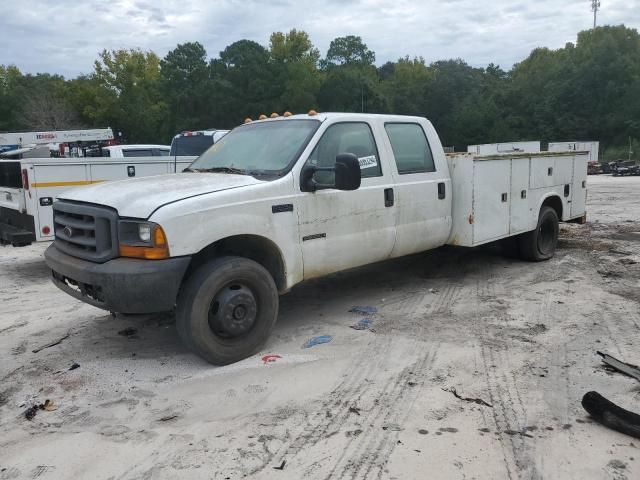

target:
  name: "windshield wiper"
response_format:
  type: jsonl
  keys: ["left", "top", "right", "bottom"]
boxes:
{"left": 195, "top": 167, "right": 249, "bottom": 175}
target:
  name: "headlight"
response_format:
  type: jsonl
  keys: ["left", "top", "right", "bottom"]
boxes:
{"left": 118, "top": 220, "right": 169, "bottom": 260}
{"left": 138, "top": 224, "right": 151, "bottom": 242}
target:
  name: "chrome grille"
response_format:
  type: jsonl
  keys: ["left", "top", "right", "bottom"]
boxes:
{"left": 53, "top": 201, "right": 118, "bottom": 262}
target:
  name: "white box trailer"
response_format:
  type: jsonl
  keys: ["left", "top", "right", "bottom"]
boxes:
{"left": 548, "top": 141, "right": 599, "bottom": 163}
{"left": 0, "top": 156, "right": 195, "bottom": 245}
{"left": 447, "top": 151, "right": 588, "bottom": 246}
{"left": 467, "top": 141, "right": 541, "bottom": 156}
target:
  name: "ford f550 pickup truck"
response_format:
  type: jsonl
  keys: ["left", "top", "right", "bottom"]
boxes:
{"left": 44, "top": 113, "right": 588, "bottom": 364}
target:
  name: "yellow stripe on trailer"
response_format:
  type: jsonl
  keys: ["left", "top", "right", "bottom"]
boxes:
{"left": 31, "top": 180, "right": 104, "bottom": 188}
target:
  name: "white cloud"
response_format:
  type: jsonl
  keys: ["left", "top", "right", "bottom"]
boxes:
{"left": 0, "top": 0, "right": 638, "bottom": 77}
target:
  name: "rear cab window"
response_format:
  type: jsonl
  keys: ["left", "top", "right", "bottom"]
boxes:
{"left": 122, "top": 149, "right": 153, "bottom": 157}
{"left": 170, "top": 135, "right": 214, "bottom": 156}
{"left": 306, "top": 122, "right": 381, "bottom": 184}
{"left": 385, "top": 123, "right": 436, "bottom": 174}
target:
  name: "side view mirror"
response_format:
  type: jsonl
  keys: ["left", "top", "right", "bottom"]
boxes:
{"left": 334, "top": 153, "right": 361, "bottom": 191}
{"left": 301, "top": 153, "right": 361, "bottom": 192}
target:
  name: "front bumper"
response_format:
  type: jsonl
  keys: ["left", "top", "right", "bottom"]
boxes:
{"left": 45, "top": 244, "right": 191, "bottom": 313}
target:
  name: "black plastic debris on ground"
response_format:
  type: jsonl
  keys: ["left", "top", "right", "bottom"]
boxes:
{"left": 68, "top": 363, "right": 80, "bottom": 371}
{"left": 582, "top": 391, "right": 640, "bottom": 439}
{"left": 273, "top": 460, "right": 286, "bottom": 470}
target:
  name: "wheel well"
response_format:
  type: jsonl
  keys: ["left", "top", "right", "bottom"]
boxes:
{"left": 541, "top": 195, "right": 563, "bottom": 220}
{"left": 186, "top": 235, "right": 287, "bottom": 292}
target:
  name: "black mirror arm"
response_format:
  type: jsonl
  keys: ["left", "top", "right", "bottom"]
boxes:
{"left": 301, "top": 165, "right": 336, "bottom": 193}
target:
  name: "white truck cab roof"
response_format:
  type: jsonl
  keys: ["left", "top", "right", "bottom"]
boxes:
{"left": 102, "top": 145, "right": 170, "bottom": 158}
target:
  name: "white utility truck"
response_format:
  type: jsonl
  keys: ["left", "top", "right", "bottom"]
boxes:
{"left": 0, "top": 155, "right": 194, "bottom": 246}
{"left": 44, "top": 113, "right": 588, "bottom": 365}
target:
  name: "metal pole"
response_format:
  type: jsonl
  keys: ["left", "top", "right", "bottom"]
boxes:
{"left": 592, "top": 0, "right": 600, "bottom": 29}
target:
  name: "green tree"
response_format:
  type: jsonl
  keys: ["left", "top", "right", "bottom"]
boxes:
{"left": 160, "top": 42, "right": 210, "bottom": 135}
{"left": 323, "top": 35, "right": 375, "bottom": 67}
{"left": 269, "top": 29, "right": 321, "bottom": 113}
{"left": 210, "top": 40, "right": 282, "bottom": 123}
{"left": 0, "top": 65, "right": 23, "bottom": 131}
{"left": 92, "top": 48, "right": 167, "bottom": 142}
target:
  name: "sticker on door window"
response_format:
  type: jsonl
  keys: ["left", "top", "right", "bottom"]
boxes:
{"left": 358, "top": 155, "right": 378, "bottom": 169}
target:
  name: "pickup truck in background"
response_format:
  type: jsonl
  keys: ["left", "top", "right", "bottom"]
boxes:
{"left": 44, "top": 113, "right": 589, "bottom": 365}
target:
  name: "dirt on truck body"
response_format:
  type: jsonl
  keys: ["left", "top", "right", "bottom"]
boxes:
{"left": 0, "top": 174, "right": 639, "bottom": 479}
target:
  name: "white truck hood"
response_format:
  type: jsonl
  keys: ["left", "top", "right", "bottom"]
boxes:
{"left": 58, "top": 173, "right": 264, "bottom": 218}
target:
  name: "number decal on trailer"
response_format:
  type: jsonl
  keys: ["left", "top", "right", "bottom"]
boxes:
{"left": 358, "top": 155, "right": 378, "bottom": 169}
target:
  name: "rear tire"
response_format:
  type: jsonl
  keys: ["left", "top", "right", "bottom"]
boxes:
{"left": 518, "top": 206, "right": 559, "bottom": 261}
{"left": 176, "top": 256, "right": 279, "bottom": 365}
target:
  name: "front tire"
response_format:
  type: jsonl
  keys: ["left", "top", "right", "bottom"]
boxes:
{"left": 176, "top": 256, "right": 279, "bottom": 365}
{"left": 518, "top": 206, "right": 559, "bottom": 261}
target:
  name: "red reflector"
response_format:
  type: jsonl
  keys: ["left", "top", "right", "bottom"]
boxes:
{"left": 21, "top": 168, "right": 29, "bottom": 190}
{"left": 42, "top": 226, "right": 50, "bottom": 235}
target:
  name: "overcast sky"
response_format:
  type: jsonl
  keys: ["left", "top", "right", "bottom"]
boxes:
{"left": 0, "top": 0, "right": 638, "bottom": 78}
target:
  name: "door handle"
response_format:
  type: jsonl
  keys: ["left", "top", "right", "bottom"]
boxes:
{"left": 438, "top": 182, "right": 446, "bottom": 200}
{"left": 384, "top": 188, "right": 394, "bottom": 207}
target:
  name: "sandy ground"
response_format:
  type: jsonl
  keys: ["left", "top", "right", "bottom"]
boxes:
{"left": 1, "top": 174, "right": 639, "bottom": 480}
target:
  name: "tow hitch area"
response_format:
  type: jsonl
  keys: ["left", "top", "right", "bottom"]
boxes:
{"left": 0, "top": 222, "right": 35, "bottom": 247}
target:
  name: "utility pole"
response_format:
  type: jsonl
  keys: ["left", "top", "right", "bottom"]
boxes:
{"left": 592, "top": 0, "right": 600, "bottom": 29}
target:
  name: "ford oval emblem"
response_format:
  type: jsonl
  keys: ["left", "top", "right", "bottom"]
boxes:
{"left": 63, "top": 226, "right": 73, "bottom": 237}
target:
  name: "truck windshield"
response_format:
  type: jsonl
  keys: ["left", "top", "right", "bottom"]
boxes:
{"left": 189, "top": 119, "right": 320, "bottom": 176}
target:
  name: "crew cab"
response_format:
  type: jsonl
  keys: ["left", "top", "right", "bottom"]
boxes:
{"left": 44, "top": 113, "right": 588, "bottom": 365}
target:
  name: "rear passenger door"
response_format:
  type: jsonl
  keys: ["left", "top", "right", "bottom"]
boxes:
{"left": 297, "top": 122, "right": 397, "bottom": 279}
{"left": 384, "top": 122, "right": 452, "bottom": 257}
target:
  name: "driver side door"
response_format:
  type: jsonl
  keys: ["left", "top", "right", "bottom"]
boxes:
{"left": 296, "top": 121, "right": 397, "bottom": 280}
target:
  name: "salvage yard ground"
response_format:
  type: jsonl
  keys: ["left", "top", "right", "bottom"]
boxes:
{"left": 1, "top": 175, "right": 639, "bottom": 480}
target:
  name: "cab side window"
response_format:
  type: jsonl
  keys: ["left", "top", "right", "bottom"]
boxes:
{"left": 306, "top": 122, "right": 381, "bottom": 184}
{"left": 123, "top": 149, "right": 152, "bottom": 157}
{"left": 385, "top": 123, "right": 435, "bottom": 174}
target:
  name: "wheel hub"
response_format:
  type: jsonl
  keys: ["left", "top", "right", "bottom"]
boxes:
{"left": 208, "top": 284, "right": 257, "bottom": 337}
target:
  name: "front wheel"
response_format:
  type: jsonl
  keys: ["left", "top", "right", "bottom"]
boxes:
{"left": 176, "top": 256, "right": 279, "bottom": 365}
{"left": 518, "top": 206, "right": 559, "bottom": 261}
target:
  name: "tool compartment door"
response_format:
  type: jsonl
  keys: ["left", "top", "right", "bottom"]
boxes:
{"left": 571, "top": 155, "right": 588, "bottom": 217}
{"left": 509, "top": 157, "right": 531, "bottom": 234}
{"left": 473, "top": 159, "right": 510, "bottom": 244}
{"left": 90, "top": 160, "right": 168, "bottom": 181}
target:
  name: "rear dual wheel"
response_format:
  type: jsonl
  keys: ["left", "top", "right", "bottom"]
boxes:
{"left": 518, "top": 206, "right": 559, "bottom": 261}
{"left": 176, "top": 256, "right": 279, "bottom": 365}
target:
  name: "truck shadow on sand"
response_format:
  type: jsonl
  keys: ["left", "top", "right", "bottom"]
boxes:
{"left": 61, "top": 243, "right": 522, "bottom": 364}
